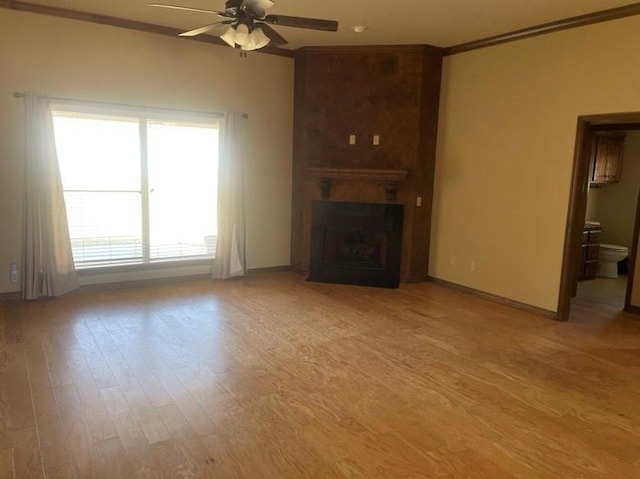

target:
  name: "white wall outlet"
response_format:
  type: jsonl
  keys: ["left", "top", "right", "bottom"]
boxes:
{"left": 9, "top": 263, "right": 19, "bottom": 283}
{"left": 416, "top": 196, "right": 422, "bottom": 207}
{"left": 349, "top": 134, "right": 356, "bottom": 145}
{"left": 373, "top": 135, "right": 380, "bottom": 145}
{"left": 470, "top": 261, "right": 477, "bottom": 271}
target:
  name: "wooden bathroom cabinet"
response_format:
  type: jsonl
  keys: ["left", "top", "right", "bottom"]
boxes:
{"left": 591, "top": 133, "right": 626, "bottom": 184}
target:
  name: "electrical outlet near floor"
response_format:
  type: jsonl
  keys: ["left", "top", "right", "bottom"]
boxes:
{"left": 9, "top": 263, "right": 19, "bottom": 283}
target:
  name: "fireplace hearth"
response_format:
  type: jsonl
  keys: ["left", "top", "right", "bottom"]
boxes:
{"left": 309, "top": 201, "right": 404, "bottom": 288}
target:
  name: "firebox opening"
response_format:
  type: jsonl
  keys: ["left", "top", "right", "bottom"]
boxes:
{"left": 309, "top": 201, "right": 404, "bottom": 288}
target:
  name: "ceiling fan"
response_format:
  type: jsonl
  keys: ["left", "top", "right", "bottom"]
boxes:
{"left": 150, "top": 0, "right": 339, "bottom": 51}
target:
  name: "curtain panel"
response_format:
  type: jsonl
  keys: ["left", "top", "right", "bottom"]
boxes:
{"left": 212, "top": 112, "right": 247, "bottom": 279}
{"left": 21, "top": 92, "right": 78, "bottom": 299}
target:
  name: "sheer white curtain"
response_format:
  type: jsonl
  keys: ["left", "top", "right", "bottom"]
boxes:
{"left": 22, "top": 92, "right": 78, "bottom": 299}
{"left": 212, "top": 112, "right": 247, "bottom": 279}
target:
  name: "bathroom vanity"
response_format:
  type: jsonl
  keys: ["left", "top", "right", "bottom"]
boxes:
{"left": 579, "top": 224, "right": 601, "bottom": 281}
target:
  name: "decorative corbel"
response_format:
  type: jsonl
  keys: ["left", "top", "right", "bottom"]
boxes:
{"left": 319, "top": 178, "right": 332, "bottom": 199}
{"left": 384, "top": 181, "right": 400, "bottom": 202}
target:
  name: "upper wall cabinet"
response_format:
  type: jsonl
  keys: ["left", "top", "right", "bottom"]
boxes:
{"left": 591, "top": 132, "right": 626, "bottom": 185}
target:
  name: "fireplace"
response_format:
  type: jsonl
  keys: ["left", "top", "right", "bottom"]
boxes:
{"left": 308, "top": 201, "right": 404, "bottom": 288}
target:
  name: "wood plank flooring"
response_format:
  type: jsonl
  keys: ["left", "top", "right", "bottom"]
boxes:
{"left": 2, "top": 271, "right": 640, "bottom": 478}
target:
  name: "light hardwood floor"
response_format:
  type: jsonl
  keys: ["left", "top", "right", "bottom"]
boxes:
{"left": 2, "top": 271, "right": 640, "bottom": 478}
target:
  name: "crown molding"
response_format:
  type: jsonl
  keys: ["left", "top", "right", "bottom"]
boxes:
{"left": 295, "top": 44, "right": 444, "bottom": 56}
{"left": 443, "top": 3, "right": 640, "bottom": 56}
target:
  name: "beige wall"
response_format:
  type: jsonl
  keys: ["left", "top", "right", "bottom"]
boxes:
{"left": 588, "top": 131, "right": 640, "bottom": 249}
{"left": 0, "top": 10, "right": 293, "bottom": 293}
{"left": 585, "top": 185, "right": 600, "bottom": 224}
{"left": 432, "top": 16, "right": 640, "bottom": 312}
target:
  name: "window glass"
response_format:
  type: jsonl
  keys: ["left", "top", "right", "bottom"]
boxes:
{"left": 147, "top": 120, "right": 219, "bottom": 260}
{"left": 52, "top": 107, "right": 220, "bottom": 268}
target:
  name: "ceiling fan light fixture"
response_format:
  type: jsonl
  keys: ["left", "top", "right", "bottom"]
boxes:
{"left": 241, "top": 31, "right": 258, "bottom": 51}
{"left": 220, "top": 25, "right": 237, "bottom": 47}
{"left": 234, "top": 23, "right": 250, "bottom": 46}
{"left": 240, "top": 27, "right": 271, "bottom": 51}
{"left": 252, "top": 27, "right": 271, "bottom": 49}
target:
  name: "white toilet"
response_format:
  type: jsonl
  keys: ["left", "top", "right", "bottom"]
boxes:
{"left": 598, "top": 244, "right": 629, "bottom": 278}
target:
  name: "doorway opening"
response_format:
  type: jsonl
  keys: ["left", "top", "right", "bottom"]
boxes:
{"left": 558, "top": 112, "right": 640, "bottom": 321}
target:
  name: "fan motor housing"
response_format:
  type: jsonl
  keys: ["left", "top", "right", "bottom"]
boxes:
{"left": 225, "top": 0, "right": 244, "bottom": 15}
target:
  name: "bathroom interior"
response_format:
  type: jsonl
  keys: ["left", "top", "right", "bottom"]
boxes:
{"left": 578, "top": 129, "right": 640, "bottom": 310}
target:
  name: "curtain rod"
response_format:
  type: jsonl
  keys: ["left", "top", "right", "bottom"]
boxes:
{"left": 12, "top": 92, "right": 248, "bottom": 118}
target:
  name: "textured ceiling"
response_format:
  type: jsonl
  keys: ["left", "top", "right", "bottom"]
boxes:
{"left": 11, "top": 0, "right": 640, "bottom": 49}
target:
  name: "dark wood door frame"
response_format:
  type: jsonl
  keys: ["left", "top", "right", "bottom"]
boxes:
{"left": 624, "top": 190, "right": 640, "bottom": 312}
{"left": 558, "top": 112, "right": 640, "bottom": 321}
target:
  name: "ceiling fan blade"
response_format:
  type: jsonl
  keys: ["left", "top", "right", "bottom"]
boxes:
{"left": 264, "top": 14, "right": 338, "bottom": 32}
{"left": 179, "top": 21, "right": 231, "bottom": 37}
{"left": 258, "top": 23, "right": 288, "bottom": 46}
{"left": 149, "top": 3, "right": 227, "bottom": 16}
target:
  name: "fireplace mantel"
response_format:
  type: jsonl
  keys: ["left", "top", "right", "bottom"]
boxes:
{"left": 306, "top": 167, "right": 409, "bottom": 202}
